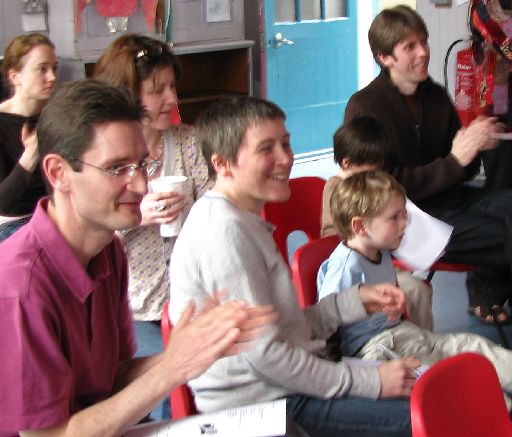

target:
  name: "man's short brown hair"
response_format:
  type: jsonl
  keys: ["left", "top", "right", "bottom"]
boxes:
{"left": 368, "top": 5, "right": 428, "bottom": 67}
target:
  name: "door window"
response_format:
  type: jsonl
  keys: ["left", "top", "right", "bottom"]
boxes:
{"left": 276, "top": 1, "right": 346, "bottom": 22}
{"left": 325, "top": 0, "right": 346, "bottom": 19}
{"left": 276, "top": 0, "right": 295, "bottom": 22}
{"left": 300, "top": 1, "right": 321, "bottom": 20}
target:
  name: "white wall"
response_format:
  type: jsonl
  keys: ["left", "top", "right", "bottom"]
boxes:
{"left": 417, "top": 0, "right": 472, "bottom": 98}
{"left": 357, "top": 0, "right": 376, "bottom": 89}
{"left": 0, "top": 0, "right": 50, "bottom": 55}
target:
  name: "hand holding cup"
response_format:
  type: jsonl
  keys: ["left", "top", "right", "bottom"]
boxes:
{"left": 146, "top": 176, "right": 188, "bottom": 236}
{"left": 140, "top": 191, "right": 185, "bottom": 227}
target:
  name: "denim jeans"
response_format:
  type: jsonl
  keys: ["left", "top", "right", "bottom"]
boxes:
{"left": 436, "top": 187, "right": 512, "bottom": 306}
{"left": 133, "top": 321, "right": 170, "bottom": 420}
{"left": 0, "top": 216, "right": 31, "bottom": 243}
{"left": 287, "top": 395, "right": 411, "bottom": 437}
{"left": 482, "top": 145, "right": 512, "bottom": 191}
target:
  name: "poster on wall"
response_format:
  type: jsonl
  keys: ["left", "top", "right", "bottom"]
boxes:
{"left": 206, "top": 0, "right": 231, "bottom": 23}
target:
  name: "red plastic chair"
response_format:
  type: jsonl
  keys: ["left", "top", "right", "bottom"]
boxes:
{"left": 392, "top": 258, "right": 475, "bottom": 283}
{"left": 411, "top": 352, "right": 512, "bottom": 437}
{"left": 170, "top": 103, "right": 181, "bottom": 125}
{"left": 161, "top": 302, "right": 198, "bottom": 419}
{"left": 262, "top": 176, "right": 326, "bottom": 264}
{"left": 291, "top": 235, "right": 341, "bottom": 308}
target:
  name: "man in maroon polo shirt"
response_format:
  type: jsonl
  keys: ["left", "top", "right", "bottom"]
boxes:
{"left": 0, "top": 80, "right": 274, "bottom": 437}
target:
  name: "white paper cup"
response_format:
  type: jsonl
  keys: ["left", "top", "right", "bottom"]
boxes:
{"left": 149, "top": 175, "right": 188, "bottom": 237}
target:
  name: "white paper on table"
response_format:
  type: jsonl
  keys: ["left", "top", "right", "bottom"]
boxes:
{"left": 392, "top": 199, "right": 453, "bottom": 271}
{"left": 124, "top": 399, "right": 286, "bottom": 437}
{"left": 206, "top": 0, "right": 231, "bottom": 23}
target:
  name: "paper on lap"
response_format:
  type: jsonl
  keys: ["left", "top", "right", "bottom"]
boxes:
{"left": 392, "top": 199, "right": 453, "bottom": 271}
{"left": 124, "top": 399, "right": 287, "bottom": 437}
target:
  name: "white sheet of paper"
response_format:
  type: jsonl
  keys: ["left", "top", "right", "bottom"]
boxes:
{"left": 206, "top": 0, "right": 231, "bottom": 23}
{"left": 392, "top": 199, "right": 453, "bottom": 271}
{"left": 124, "top": 399, "right": 287, "bottom": 437}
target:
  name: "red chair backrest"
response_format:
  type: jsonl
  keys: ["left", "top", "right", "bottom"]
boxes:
{"left": 262, "top": 176, "right": 326, "bottom": 264}
{"left": 392, "top": 258, "right": 476, "bottom": 285}
{"left": 291, "top": 235, "right": 341, "bottom": 308}
{"left": 392, "top": 258, "right": 475, "bottom": 274}
{"left": 170, "top": 103, "right": 181, "bottom": 125}
{"left": 411, "top": 352, "right": 512, "bottom": 437}
{"left": 161, "top": 302, "right": 198, "bottom": 419}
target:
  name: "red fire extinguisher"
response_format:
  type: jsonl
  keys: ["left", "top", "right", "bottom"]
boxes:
{"left": 454, "top": 46, "right": 477, "bottom": 127}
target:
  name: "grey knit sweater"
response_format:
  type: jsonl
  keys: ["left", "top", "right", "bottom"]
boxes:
{"left": 169, "top": 191, "right": 381, "bottom": 413}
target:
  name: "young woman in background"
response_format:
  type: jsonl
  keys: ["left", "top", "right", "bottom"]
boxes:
{"left": 0, "top": 33, "right": 57, "bottom": 241}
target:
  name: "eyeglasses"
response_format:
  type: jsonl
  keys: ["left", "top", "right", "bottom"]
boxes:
{"left": 70, "top": 158, "right": 161, "bottom": 179}
{"left": 134, "top": 40, "right": 175, "bottom": 61}
{"left": 135, "top": 44, "right": 164, "bottom": 61}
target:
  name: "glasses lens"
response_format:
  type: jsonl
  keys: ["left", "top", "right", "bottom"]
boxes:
{"left": 108, "top": 164, "right": 136, "bottom": 178}
{"left": 128, "top": 165, "right": 138, "bottom": 178}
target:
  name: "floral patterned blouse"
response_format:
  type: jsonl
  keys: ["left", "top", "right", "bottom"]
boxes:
{"left": 122, "top": 124, "right": 212, "bottom": 321}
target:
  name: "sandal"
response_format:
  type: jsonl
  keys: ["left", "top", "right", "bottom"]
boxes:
{"left": 468, "top": 304, "right": 511, "bottom": 325}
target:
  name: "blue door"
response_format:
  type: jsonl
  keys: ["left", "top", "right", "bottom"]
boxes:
{"left": 264, "top": 0, "right": 359, "bottom": 159}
